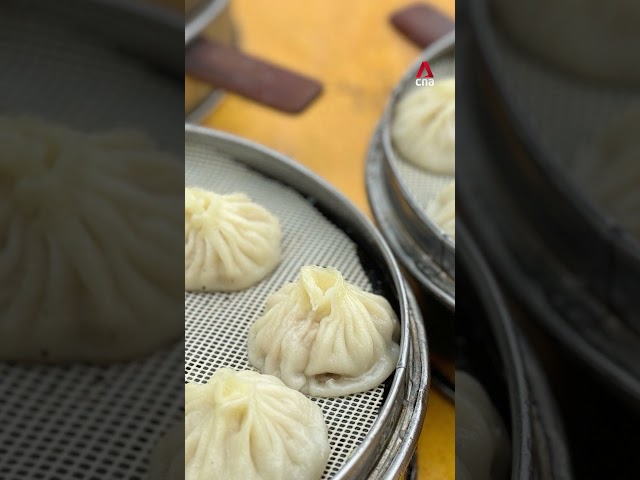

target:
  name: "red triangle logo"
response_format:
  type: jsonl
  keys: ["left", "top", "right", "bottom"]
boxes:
{"left": 416, "top": 61, "right": 434, "bottom": 79}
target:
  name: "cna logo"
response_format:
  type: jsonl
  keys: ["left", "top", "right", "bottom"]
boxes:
{"left": 415, "top": 61, "right": 434, "bottom": 86}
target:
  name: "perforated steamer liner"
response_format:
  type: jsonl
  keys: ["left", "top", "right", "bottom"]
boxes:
{"left": 368, "top": 32, "right": 455, "bottom": 310}
{"left": 185, "top": 125, "right": 429, "bottom": 480}
{"left": 0, "top": 346, "right": 184, "bottom": 479}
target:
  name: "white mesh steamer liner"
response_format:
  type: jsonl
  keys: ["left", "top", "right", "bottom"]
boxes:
{"left": 0, "top": 346, "right": 183, "bottom": 480}
{"left": 185, "top": 125, "right": 427, "bottom": 480}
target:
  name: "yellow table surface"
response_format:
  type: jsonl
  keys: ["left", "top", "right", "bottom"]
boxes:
{"left": 199, "top": 1, "right": 455, "bottom": 478}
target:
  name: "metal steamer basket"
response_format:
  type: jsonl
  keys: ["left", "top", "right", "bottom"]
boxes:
{"left": 185, "top": 0, "right": 225, "bottom": 36}
{"left": 367, "top": 33, "right": 455, "bottom": 365}
{"left": 185, "top": 0, "right": 235, "bottom": 121}
{"left": 185, "top": 125, "right": 429, "bottom": 480}
{"left": 461, "top": 0, "right": 640, "bottom": 405}
{"left": 0, "top": 2, "right": 184, "bottom": 479}
{"left": 367, "top": 33, "right": 455, "bottom": 312}
{"left": 457, "top": 222, "right": 573, "bottom": 480}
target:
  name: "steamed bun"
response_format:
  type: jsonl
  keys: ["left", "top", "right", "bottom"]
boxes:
{"left": 571, "top": 105, "right": 640, "bottom": 239}
{"left": 184, "top": 188, "right": 281, "bottom": 292}
{"left": 427, "top": 180, "right": 455, "bottom": 239}
{"left": 248, "top": 266, "right": 401, "bottom": 397}
{"left": 391, "top": 77, "right": 455, "bottom": 174}
{"left": 184, "top": 368, "right": 330, "bottom": 480}
{"left": 456, "top": 371, "right": 511, "bottom": 480}
{"left": 0, "top": 116, "right": 183, "bottom": 362}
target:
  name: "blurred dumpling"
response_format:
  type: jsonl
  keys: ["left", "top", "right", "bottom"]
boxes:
{"left": 185, "top": 368, "right": 330, "bottom": 480}
{"left": 248, "top": 266, "right": 401, "bottom": 397}
{"left": 456, "top": 371, "right": 511, "bottom": 480}
{"left": 391, "top": 77, "right": 455, "bottom": 174}
{"left": 570, "top": 105, "right": 640, "bottom": 239}
{"left": 492, "top": 0, "right": 640, "bottom": 84}
{"left": 427, "top": 180, "right": 455, "bottom": 239}
{"left": 0, "top": 116, "right": 183, "bottom": 362}
{"left": 184, "top": 188, "right": 281, "bottom": 292}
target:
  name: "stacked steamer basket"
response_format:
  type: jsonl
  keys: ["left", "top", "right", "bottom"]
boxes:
{"left": 457, "top": 223, "right": 572, "bottom": 479}
{"left": 185, "top": 0, "right": 236, "bottom": 121}
{"left": 0, "top": 1, "right": 184, "bottom": 478}
{"left": 457, "top": 12, "right": 575, "bottom": 479}
{"left": 185, "top": 126, "right": 429, "bottom": 480}
{"left": 367, "top": 32, "right": 455, "bottom": 361}
{"left": 461, "top": 0, "right": 640, "bottom": 475}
